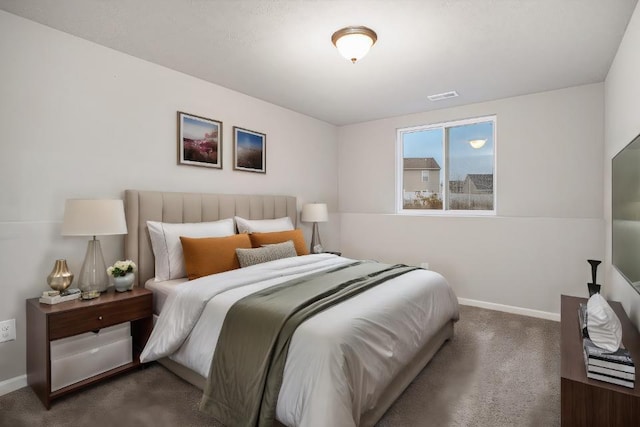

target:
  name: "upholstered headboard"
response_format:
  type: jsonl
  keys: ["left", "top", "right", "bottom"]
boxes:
{"left": 123, "top": 190, "right": 298, "bottom": 287}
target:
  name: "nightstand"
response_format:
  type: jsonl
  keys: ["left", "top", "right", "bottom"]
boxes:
{"left": 26, "top": 288, "right": 153, "bottom": 409}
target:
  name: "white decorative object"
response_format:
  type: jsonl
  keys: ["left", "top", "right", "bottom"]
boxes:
{"left": 107, "top": 260, "right": 137, "bottom": 292}
{"left": 586, "top": 293, "right": 623, "bottom": 352}
{"left": 112, "top": 273, "right": 135, "bottom": 292}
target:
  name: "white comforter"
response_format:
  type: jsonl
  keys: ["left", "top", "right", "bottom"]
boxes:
{"left": 140, "top": 254, "right": 459, "bottom": 427}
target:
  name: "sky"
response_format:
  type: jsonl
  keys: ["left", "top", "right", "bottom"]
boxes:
{"left": 183, "top": 116, "right": 218, "bottom": 140}
{"left": 236, "top": 129, "right": 264, "bottom": 150}
{"left": 403, "top": 121, "right": 494, "bottom": 180}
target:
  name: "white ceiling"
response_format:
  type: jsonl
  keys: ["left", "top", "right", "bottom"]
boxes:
{"left": 1, "top": 0, "right": 637, "bottom": 126}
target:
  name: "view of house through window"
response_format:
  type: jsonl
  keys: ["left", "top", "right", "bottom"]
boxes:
{"left": 398, "top": 116, "right": 495, "bottom": 213}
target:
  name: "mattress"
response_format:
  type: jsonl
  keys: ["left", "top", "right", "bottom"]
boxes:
{"left": 145, "top": 278, "right": 187, "bottom": 315}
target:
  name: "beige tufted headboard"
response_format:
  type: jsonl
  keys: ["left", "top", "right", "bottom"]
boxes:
{"left": 123, "top": 190, "right": 298, "bottom": 287}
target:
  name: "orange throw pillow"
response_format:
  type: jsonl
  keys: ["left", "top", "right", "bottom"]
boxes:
{"left": 249, "top": 229, "right": 309, "bottom": 256}
{"left": 180, "top": 234, "right": 251, "bottom": 280}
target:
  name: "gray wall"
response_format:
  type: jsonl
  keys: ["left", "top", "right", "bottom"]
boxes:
{"left": 604, "top": 2, "right": 640, "bottom": 326}
{"left": 338, "top": 83, "right": 605, "bottom": 315}
{"left": 0, "top": 11, "right": 340, "bottom": 383}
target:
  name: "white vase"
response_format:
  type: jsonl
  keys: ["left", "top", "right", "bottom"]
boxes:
{"left": 113, "top": 272, "right": 134, "bottom": 292}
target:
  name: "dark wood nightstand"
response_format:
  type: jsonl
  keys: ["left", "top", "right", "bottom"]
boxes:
{"left": 26, "top": 288, "right": 153, "bottom": 409}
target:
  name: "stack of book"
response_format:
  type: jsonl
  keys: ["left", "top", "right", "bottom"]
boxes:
{"left": 39, "top": 288, "right": 81, "bottom": 305}
{"left": 579, "top": 303, "right": 635, "bottom": 388}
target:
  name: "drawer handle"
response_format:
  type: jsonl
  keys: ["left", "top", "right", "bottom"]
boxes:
{"left": 98, "top": 316, "right": 103, "bottom": 320}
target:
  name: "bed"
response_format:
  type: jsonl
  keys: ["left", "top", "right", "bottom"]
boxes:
{"left": 124, "top": 189, "right": 459, "bottom": 427}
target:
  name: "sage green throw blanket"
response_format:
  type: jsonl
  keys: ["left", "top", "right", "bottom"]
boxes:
{"left": 199, "top": 261, "right": 418, "bottom": 427}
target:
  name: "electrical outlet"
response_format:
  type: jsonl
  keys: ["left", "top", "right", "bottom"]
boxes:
{"left": 0, "top": 319, "right": 16, "bottom": 343}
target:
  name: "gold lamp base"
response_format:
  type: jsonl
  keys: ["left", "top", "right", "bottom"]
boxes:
{"left": 80, "top": 290, "right": 101, "bottom": 300}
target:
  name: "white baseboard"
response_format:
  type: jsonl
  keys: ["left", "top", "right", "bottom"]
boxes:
{"left": 0, "top": 374, "right": 27, "bottom": 397}
{"left": 458, "top": 297, "right": 560, "bottom": 322}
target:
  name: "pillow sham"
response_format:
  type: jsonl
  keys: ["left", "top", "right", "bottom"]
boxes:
{"left": 248, "top": 229, "right": 309, "bottom": 256}
{"left": 147, "top": 218, "right": 235, "bottom": 281}
{"left": 234, "top": 216, "right": 294, "bottom": 234}
{"left": 236, "top": 240, "right": 298, "bottom": 268}
{"left": 180, "top": 234, "right": 252, "bottom": 280}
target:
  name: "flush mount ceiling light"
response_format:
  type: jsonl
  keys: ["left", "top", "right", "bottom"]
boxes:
{"left": 331, "top": 26, "right": 377, "bottom": 63}
{"left": 469, "top": 139, "right": 487, "bottom": 149}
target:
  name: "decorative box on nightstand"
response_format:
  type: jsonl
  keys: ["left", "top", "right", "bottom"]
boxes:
{"left": 26, "top": 288, "right": 153, "bottom": 409}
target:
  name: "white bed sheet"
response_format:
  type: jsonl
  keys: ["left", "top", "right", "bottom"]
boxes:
{"left": 145, "top": 278, "right": 187, "bottom": 314}
{"left": 140, "top": 254, "right": 459, "bottom": 427}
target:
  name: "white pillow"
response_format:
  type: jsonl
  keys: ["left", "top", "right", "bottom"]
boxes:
{"left": 234, "top": 216, "right": 294, "bottom": 234}
{"left": 147, "top": 219, "right": 235, "bottom": 280}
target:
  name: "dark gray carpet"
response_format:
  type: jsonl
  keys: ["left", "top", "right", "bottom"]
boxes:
{"left": 0, "top": 305, "right": 560, "bottom": 426}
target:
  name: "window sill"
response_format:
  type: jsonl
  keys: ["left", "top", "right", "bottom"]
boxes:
{"left": 395, "top": 209, "right": 496, "bottom": 217}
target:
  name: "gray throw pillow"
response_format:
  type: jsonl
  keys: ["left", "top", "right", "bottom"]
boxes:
{"left": 236, "top": 240, "right": 298, "bottom": 268}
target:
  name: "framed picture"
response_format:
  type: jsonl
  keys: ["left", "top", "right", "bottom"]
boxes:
{"left": 178, "top": 111, "right": 222, "bottom": 169}
{"left": 233, "top": 126, "right": 266, "bottom": 173}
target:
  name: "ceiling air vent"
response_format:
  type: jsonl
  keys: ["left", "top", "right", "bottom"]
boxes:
{"left": 427, "top": 91, "right": 459, "bottom": 101}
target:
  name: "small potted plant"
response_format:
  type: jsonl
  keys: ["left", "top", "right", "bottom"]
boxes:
{"left": 107, "top": 259, "right": 137, "bottom": 292}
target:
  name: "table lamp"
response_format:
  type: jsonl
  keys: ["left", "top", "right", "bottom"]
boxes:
{"left": 61, "top": 199, "right": 127, "bottom": 299}
{"left": 301, "top": 203, "right": 328, "bottom": 254}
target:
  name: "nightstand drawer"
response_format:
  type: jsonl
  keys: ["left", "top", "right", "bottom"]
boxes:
{"left": 49, "top": 297, "right": 151, "bottom": 340}
{"left": 50, "top": 322, "right": 131, "bottom": 359}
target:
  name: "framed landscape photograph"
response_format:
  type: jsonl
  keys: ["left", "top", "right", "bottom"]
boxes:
{"left": 233, "top": 126, "right": 266, "bottom": 173}
{"left": 178, "top": 111, "right": 222, "bottom": 169}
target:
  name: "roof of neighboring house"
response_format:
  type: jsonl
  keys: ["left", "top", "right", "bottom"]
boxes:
{"left": 466, "top": 174, "right": 494, "bottom": 191}
{"left": 403, "top": 158, "right": 440, "bottom": 170}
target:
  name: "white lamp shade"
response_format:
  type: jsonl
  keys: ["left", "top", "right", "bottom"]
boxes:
{"left": 301, "top": 203, "right": 329, "bottom": 223}
{"left": 335, "top": 33, "right": 374, "bottom": 62}
{"left": 332, "top": 26, "right": 377, "bottom": 64}
{"left": 61, "top": 199, "right": 128, "bottom": 236}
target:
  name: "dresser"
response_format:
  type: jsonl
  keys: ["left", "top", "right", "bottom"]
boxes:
{"left": 560, "top": 295, "right": 640, "bottom": 426}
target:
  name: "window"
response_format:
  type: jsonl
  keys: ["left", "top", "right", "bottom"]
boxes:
{"left": 397, "top": 115, "right": 496, "bottom": 214}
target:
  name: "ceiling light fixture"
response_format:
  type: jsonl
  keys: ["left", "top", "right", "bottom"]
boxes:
{"left": 331, "top": 26, "right": 377, "bottom": 64}
{"left": 469, "top": 139, "right": 487, "bottom": 149}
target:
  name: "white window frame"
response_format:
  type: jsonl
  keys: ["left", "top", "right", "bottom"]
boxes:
{"left": 396, "top": 115, "right": 497, "bottom": 216}
{"left": 421, "top": 170, "right": 429, "bottom": 182}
